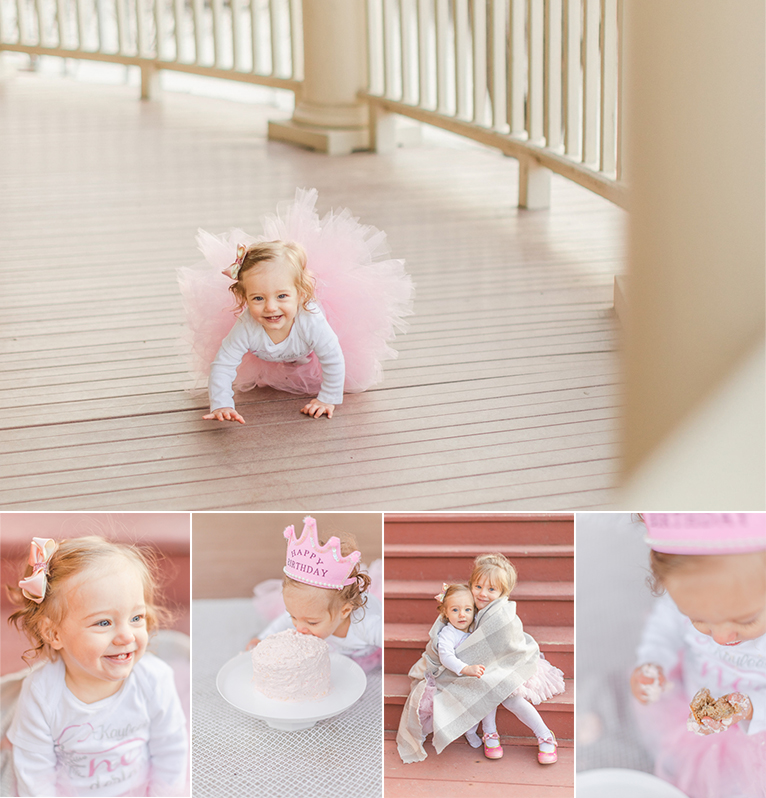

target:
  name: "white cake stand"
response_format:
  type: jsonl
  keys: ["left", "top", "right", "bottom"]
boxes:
{"left": 577, "top": 769, "right": 689, "bottom": 797}
{"left": 216, "top": 650, "right": 367, "bottom": 731}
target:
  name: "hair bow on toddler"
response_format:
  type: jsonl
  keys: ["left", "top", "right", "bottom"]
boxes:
{"left": 222, "top": 244, "right": 247, "bottom": 280}
{"left": 19, "top": 537, "right": 57, "bottom": 604}
{"left": 434, "top": 583, "right": 450, "bottom": 603}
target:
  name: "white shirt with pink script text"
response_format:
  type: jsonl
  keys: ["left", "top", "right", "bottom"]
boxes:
{"left": 636, "top": 593, "right": 766, "bottom": 735}
{"left": 8, "top": 653, "right": 187, "bottom": 797}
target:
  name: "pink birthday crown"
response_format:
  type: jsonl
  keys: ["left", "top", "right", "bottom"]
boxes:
{"left": 644, "top": 513, "right": 766, "bottom": 554}
{"left": 283, "top": 516, "right": 361, "bottom": 590}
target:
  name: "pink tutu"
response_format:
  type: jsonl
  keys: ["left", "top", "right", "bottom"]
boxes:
{"left": 177, "top": 188, "right": 414, "bottom": 397}
{"left": 511, "top": 653, "right": 566, "bottom": 704}
{"left": 635, "top": 683, "right": 766, "bottom": 798}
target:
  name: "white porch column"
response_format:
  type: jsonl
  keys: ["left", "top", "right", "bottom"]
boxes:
{"left": 268, "top": 0, "right": 369, "bottom": 155}
{"left": 619, "top": 0, "right": 766, "bottom": 508}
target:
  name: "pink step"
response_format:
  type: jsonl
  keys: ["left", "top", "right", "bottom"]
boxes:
{"left": 385, "top": 623, "right": 573, "bottom": 678}
{"left": 385, "top": 580, "right": 573, "bottom": 626}
{"left": 384, "top": 739, "right": 574, "bottom": 797}
{"left": 385, "top": 543, "right": 573, "bottom": 582}
{"left": 384, "top": 514, "right": 573, "bottom": 546}
{"left": 384, "top": 673, "right": 573, "bottom": 739}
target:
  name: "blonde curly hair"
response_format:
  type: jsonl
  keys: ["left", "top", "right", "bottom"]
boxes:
{"left": 7, "top": 536, "right": 171, "bottom": 663}
{"left": 468, "top": 552, "right": 518, "bottom": 598}
{"left": 229, "top": 240, "right": 316, "bottom": 312}
{"left": 436, "top": 584, "right": 474, "bottom": 622}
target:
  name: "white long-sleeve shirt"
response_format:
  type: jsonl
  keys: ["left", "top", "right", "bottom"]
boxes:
{"left": 258, "top": 593, "right": 382, "bottom": 659}
{"left": 208, "top": 302, "right": 345, "bottom": 410}
{"left": 636, "top": 593, "right": 766, "bottom": 735}
{"left": 436, "top": 624, "right": 471, "bottom": 676}
{"left": 8, "top": 654, "right": 187, "bottom": 797}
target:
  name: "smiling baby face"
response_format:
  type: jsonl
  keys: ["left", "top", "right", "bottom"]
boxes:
{"left": 49, "top": 556, "right": 149, "bottom": 701}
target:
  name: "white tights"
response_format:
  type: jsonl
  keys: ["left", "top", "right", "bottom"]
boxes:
{"left": 500, "top": 694, "right": 552, "bottom": 739}
{"left": 467, "top": 696, "right": 552, "bottom": 741}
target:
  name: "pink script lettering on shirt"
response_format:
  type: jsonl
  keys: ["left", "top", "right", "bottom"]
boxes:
{"left": 87, "top": 738, "right": 144, "bottom": 777}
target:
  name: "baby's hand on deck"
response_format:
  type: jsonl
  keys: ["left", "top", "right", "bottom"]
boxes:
{"left": 245, "top": 637, "right": 261, "bottom": 651}
{"left": 630, "top": 663, "right": 667, "bottom": 704}
{"left": 461, "top": 664, "right": 485, "bottom": 678}
{"left": 203, "top": 407, "right": 246, "bottom": 424}
{"left": 688, "top": 692, "right": 753, "bottom": 736}
{"left": 301, "top": 399, "right": 335, "bottom": 419}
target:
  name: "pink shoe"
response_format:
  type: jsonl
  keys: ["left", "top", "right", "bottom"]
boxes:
{"left": 482, "top": 732, "right": 503, "bottom": 759}
{"left": 537, "top": 733, "right": 558, "bottom": 764}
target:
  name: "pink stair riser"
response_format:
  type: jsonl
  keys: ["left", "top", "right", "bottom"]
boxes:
{"left": 384, "top": 514, "right": 573, "bottom": 546}
{"left": 385, "top": 544, "right": 573, "bottom": 583}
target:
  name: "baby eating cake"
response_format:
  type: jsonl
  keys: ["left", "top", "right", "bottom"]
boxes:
{"left": 688, "top": 688, "right": 737, "bottom": 728}
{"left": 252, "top": 629, "right": 332, "bottom": 702}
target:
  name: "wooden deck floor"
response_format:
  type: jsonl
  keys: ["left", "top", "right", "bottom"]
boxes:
{"left": 0, "top": 70, "right": 626, "bottom": 510}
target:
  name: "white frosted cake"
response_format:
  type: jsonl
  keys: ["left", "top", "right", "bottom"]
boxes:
{"left": 251, "top": 629, "right": 332, "bottom": 702}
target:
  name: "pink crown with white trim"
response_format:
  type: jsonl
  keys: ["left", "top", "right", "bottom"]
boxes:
{"left": 283, "top": 516, "right": 361, "bottom": 590}
{"left": 644, "top": 513, "right": 766, "bottom": 554}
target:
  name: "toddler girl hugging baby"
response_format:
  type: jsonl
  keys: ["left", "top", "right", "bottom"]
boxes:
{"left": 6, "top": 536, "right": 187, "bottom": 797}
{"left": 631, "top": 513, "right": 766, "bottom": 798}
{"left": 247, "top": 516, "right": 382, "bottom": 673}
{"left": 178, "top": 188, "right": 413, "bottom": 422}
{"left": 397, "top": 553, "right": 564, "bottom": 764}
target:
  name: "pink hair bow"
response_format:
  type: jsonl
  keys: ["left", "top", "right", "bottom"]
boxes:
{"left": 222, "top": 244, "right": 247, "bottom": 280}
{"left": 19, "top": 537, "right": 57, "bottom": 604}
{"left": 434, "top": 583, "right": 450, "bottom": 603}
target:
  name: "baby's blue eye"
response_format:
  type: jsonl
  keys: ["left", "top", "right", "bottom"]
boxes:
{"left": 96, "top": 620, "right": 110, "bottom": 627}
{"left": 131, "top": 614, "right": 143, "bottom": 623}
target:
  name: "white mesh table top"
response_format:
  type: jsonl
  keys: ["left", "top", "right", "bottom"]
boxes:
{"left": 192, "top": 598, "right": 382, "bottom": 798}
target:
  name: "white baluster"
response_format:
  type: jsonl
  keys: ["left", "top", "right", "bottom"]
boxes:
{"left": 582, "top": 0, "right": 600, "bottom": 165}
{"left": 544, "top": 0, "right": 562, "bottom": 150}
{"left": 211, "top": 0, "right": 223, "bottom": 67}
{"left": 231, "top": 0, "right": 241, "bottom": 69}
{"left": 599, "top": 0, "right": 616, "bottom": 173}
{"left": 417, "top": 0, "right": 432, "bottom": 108}
{"left": 527, "top": 0, "right": 543, "bottom": 143}
{"left": 269, "top": 0, "right": 282, "bottom": 76}
{"left": 55, "top": 0, "right": 66, "bottom": 46}
{"left": 489, "top": 0, "right": 507, "bottom": 132}
{"left": 471, "top": 0, "right": 487, "bottom": 126}
{"left": 435, "top": 0, "right": 449, "bottom": 113}
{"left": 401, "top": 0, "right": 416, "bottom": 105}
{"left": 508, "top": 0, "right": 525, "bottom": 134}
{"left": 563, "top": 0, "right": 580, "bottom": 157}
{"left": 383, "top": 0, "right": 398, "bottom": 99}
{"left": 454, "top": 0, "right": 469, "bottom": 119}
{"left": 288, "top": 0, "right": 301, "bottom": 78}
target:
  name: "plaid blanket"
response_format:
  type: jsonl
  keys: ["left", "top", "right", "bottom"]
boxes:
{"left": 396, "top": 598, "right": 540, "bottom": 763}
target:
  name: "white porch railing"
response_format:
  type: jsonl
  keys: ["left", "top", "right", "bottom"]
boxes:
{"left": 0, "top": 0, "right": 303, "bottom": 94}
{"left": 0, "top": 0, "right": 626, "bottom": 207}
{"left": 364, "top": 0, "right": 626, "bottom": 207}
